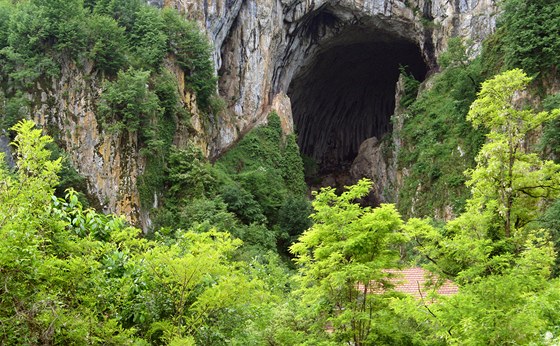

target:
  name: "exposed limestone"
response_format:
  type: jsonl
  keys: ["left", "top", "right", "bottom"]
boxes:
{"left": 0, "top": 131, "right": 14, "bottom": 169}
{"left": 174, "top": 0, "right": 497, "bottom": 157}
{"left": 32, "top": 60, "right": 143, "bottom": 222}
{"left": 349, "top": 73, "right": 408, "bottom": 204}
{"left": 271, "top": 92, "right": 295, "bottom": 135}
{"left": 31, "top": 58, "right": 203, "bottom": 226}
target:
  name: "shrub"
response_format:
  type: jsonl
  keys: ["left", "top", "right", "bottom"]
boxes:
{"left": 162, "top": 8, "right": 216, "bottom": 111}
{"left": 87, "top": 14, "right": 127, "bottom": 73}
{"left": 220, "top": 184, "right": 267, "bottom": 225}
{"left": 97, "top": 68, "right": 162, "bottom": 133}
{"left": 128, "top": 5, "right": 167, "bottom": 70}
{"left": 500, "top": 0, "right": 560, "bottom": 75}
{"left": 398, "top": 40, "right": 486, "bottom": 218}
{"left": 166, "top": 145, "right": 217, "bottom": 202}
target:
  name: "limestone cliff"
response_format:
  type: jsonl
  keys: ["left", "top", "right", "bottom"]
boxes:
{"left": 173, "top": 0, "right": 497, "bottom": 153}
{"left": 29, "top": 0, "right": 498, "bottom": 226}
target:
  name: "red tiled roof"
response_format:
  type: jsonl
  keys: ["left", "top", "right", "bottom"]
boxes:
{"left": 385, "top": 267, "right": 458, "bottom": 299}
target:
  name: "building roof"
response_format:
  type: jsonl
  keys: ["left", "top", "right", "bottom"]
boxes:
{"left": 386, "top": 267, "right": 458, "bottom": 299}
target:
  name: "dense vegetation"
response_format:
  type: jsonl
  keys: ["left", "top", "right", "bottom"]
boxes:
{"left": 397, "top": 0, "right": 560, "bottom": 218}
{"left": 2, "top": 0, "right": 560, "bottom": 344}
{"left": 398, "top": 38, "right": 486, "bottom": 217}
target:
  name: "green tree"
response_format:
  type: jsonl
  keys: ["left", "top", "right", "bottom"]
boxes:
{"left": 86, "top": 14, "right": 128, "bottom": 73}
{"left": 397, "top": 228, "right": 560, "bottom": 345}
{"left": 0, "top": 121, "right": 137, "bottom": 344}
{"left": 409, "top": 70, "right": 560, "bottom": 282}
{"left": 161, "top": 8, "right": 216, "bottom": 111}
{"left": 1, "top": 120, "right": 282, "bottom": 345}
{"left": 466, "top": 68, "right": 560, "bottom": 238}
{"left": 289, "top": 179, "right": 409, "bottom": 345}
{"left": 402, "top": 71, "right": 560, "bottom": 345}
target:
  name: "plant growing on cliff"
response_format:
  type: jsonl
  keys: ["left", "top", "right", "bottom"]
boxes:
{"left": 97, "top": 68, "right": 162, "bottom": 133}
{"left": 500, "top": 0, "right": 560, "bottom": 76}
{"left": 162, "top": 8, "right": 217, "bottom": 112}
{"left": 398, "top": 39, "right": 485, "bottom": 218}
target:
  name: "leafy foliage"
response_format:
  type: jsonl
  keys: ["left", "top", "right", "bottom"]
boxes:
{"left": 409, "top": 70, "right": 560, "bottom": 279}
{"left": 466, "top": 69, "right": 560, "bottom": 238}
{"left": 398, "top": 39, "right": 486, "bottom": 218}
{"left": 0, "top": 120, "right": 282, "bottom": 345}
{"left": 288, "top": 179, "right": 413, "bottom": 344}
{"left": 150, "top": 113, "right": 309, "bottom": 259}
{"left": 401, "top": 70, "right": 560, "bottom": 345}
{"left": 98, "top": 68, "right": 161, "bottom": 133}
{"left": 500, "top": 0, "right": 560, "bottom": 76}
{"left": 0, "top": 0, "right": 218, "bottom": 132}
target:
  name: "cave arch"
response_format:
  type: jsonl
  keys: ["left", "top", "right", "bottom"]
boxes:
{"left": 283, "top": 9, "right": 430, "bottom": 183}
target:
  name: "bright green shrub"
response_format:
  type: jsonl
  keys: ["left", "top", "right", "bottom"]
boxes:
{"left": 166, "top": 145, "right": 218, "bottom": 202}
{"left": 1, "top": 120, "right": 281, "bottom": 345}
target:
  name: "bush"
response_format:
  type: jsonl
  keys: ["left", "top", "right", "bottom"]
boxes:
{"left": 500, "top": 0, "right": 560, "bottom": 76}
{"left": 238, "top": 168, "right": 287, "bottom": 226}
{"left": 35, "top": 0, "right": 89, "bottom": 57}
{"left": 97, "top": 68, "right": 162, "bottom": 133}
{"left": 277, "top": 196, "right": 312, "bottom": 245}
{"left": 128, "top": 5, "right": 167, "bottom": 70}
{"left": 1, "top": 2, "right": 58, "bottom": 87}
{"left": 220, "top": 184, "right": 267, "bottom": 225}
{"left": 87, "top": 14, "right": 127, "bottom": 73}
{"left": 398, "top": 40, "right": 486, "bottom": 218}
{"left": 166, "top": 145, "right": 217, "bottom": 202}
{"left": 541, "top": 93, "right": 560, "bottom": 159}
{"left": 162, "top": 8, "right": 216, "bottom": 111}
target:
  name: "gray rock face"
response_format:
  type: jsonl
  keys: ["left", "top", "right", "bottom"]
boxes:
{"left": 173, "top": 0, "right": 497, "bottom": 161}
{"left": 0, "top": 131, "right": 15, "bottom": 169}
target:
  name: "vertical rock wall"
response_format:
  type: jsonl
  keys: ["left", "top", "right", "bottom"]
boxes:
{"left": 174, "top": 0, "right": 498, "bottom": 156}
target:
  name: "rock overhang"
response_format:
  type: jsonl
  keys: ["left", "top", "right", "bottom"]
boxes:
{"left": 279, "top": 5, "right": 430, "bottom": 175}
{"left": 206, "top": 0, "right": 496, "bottom": 162}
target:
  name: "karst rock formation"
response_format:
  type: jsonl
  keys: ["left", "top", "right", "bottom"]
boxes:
{"left": 30, "top": 0, "right": 498, "bottom": 226}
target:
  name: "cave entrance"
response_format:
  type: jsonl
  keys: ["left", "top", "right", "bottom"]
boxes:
{"left": 287, "top": 28, "right": 428, "bottom": 187}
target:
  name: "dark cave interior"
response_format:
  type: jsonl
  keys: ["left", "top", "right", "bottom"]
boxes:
{"left": 288, "top": 33, "right": 428, "bottom": 179}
